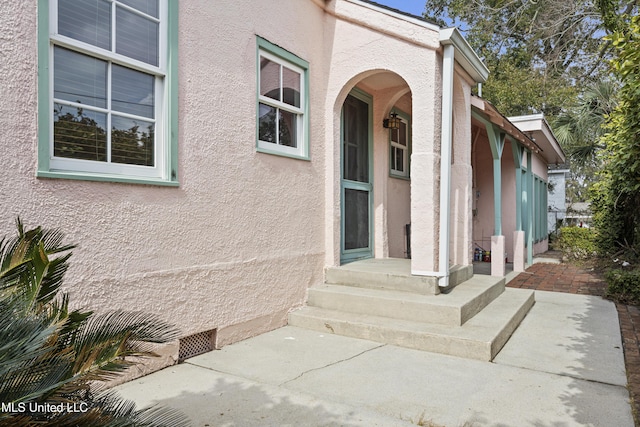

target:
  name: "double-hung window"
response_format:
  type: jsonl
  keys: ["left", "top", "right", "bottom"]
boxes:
{"left": 389, "top": 110, "right": 410, "bottom": 178}
{"left": 256, "top": 37, "right": 309, "bottom": 160}
{"left": 38, "top": 0, "right": 178, "bottom": 185}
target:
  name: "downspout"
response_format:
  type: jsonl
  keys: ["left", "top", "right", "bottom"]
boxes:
{"left": 422, "top": 27, "right": 487, "bottom": 288}
{"left": 438, "top": 43, "right": 455, "bottom": 287}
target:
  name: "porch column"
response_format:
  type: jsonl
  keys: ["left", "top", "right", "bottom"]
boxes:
{"left": 411, "top": 46, "right": 453, "bottom": 288}
{"left": 472, "top": 111, "right": 506, "bottom": 277}
{"left": 490, "top": 131, "right": 506, "bottom": 277}
{"left": 526, "top": 150, "right": 534, "bottom": 265}
{"left": 512, "top": 142, "right": 525, "bottom": 272}
{"left": 410, "top": 94, "right": 440, "bottom": 279}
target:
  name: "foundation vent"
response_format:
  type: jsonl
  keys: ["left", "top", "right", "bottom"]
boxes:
{"left": 178, "top": 329, "right": 216, "bottom": 362}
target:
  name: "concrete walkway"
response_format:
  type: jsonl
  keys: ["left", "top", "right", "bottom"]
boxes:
{"left": 115, "top": 268, "right": 633, "bottom": 426}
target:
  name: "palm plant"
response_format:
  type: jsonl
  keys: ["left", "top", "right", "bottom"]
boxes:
{"left": 0, "top": 218, "right": 190, "bottom": 427}
{"left": 553, "top": 80, "right": 618, "bottom": 166}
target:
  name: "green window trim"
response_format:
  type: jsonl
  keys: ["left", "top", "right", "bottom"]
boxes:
{"left": 388, "top": 108, "right": 411, "bottom": 180}
{"left": 37, "top": 0, "right": 179, "bottom": 186}
{"left": 532, "top": 175, "right": 548, "bottom": 242}
{"left": 256, "top": 36, "right": 310, "bottom": 160}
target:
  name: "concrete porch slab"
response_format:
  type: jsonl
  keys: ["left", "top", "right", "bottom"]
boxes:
{"left": 307, "top": 274, "right": 506, "bottom": 326}
{"left": 289, "top": 287, "right": 534, "bottom": 361}
{"left": 327, "top": 258, "right": 472, "bottom": 295}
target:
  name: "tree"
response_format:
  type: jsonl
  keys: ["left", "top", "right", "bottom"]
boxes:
{"left": 552, "top": 80, "right": 617, "bottom": 207}
{"left": 425, "top": 0, "right": 610, "bottom": 117}
{"left": 424, "top": 0, "right": 640, "bottom": 121}
{"left": 0, "top": 219, "right": 189, "bottom": 427}
{"left": 554, "top": 81, "right": 617, "bottom": 166}
{"left": 590, "top": 12, "right": 640, "bottom": 256}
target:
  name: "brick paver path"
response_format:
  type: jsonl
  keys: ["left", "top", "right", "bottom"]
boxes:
{"left": 507, "top": 261, "right": 640, "bottom": 426}
{"left": 508, "top": 262, "right": 606, "bottom": 295}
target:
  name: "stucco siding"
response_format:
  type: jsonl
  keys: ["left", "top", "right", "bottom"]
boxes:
{"left": 1, "top": 0, "right": 327, "bottom": 345}
{"left": 1, "top": 0, "right": 453, "bottom": 357}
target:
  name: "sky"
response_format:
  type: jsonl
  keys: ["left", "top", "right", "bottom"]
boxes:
{"left": 369, "top": 0, "right": 427, "bottom": 17}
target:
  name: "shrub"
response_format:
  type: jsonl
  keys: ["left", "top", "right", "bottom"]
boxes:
{"left": 605, "top": 269, "right": 640, "bottom": 305}
{"left": 557, "top": 226, "right": 598, "bottom": 260}
{"left": 0, "top": 218, "right": 189, "bottom": 427}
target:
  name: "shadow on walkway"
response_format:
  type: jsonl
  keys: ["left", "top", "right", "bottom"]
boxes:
{"left": 507, "top": 258, "right": 639, "bottom": 426}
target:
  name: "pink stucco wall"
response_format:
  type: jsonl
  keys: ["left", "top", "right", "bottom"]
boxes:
{"left": 1, "top": 0, "right": 334, "bottom": 348}
{"left": 1, "top": 0, "right": 454, "bottom": 364}
{"left": 386, "top": 94, "right": 412, "bottom": 259}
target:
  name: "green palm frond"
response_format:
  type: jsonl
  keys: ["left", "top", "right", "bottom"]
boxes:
{"left": 70, "top": 310, "right": 180, "bottom": 381}
{"left": 0, "top": 300, "right": 57, "bottom": 377}
{"left": 0, "top": 218, "right": 75, "bottom": 310}
{"left": 553, "top": 81, "right": 617, "bottom": 167}
{"left": 0, "top": 219, "right": 189, "bottom": 427}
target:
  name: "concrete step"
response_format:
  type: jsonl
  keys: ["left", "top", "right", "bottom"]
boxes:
{"left": 325, "top": 258, "right": 472, "bottom": 295}
{"left": 307, "top": 274, "right": 506, "bottom": 326}
{"left": 289, "top": 288, "right": 535, "bottom": 361}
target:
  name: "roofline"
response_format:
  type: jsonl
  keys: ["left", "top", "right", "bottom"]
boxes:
{"left": 471, "top": 95, "right": 543, "bottom": 153}
{"left": 439, "top": 28, "right": 489, "bottom": 83}
{"left": 348, "top": 0, "right": 440, "bottom": 31}
{"left": 509, "top": 114, "right": 566, "bottom": 164}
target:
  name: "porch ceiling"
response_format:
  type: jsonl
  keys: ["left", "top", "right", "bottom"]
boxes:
{"left": 360, "top": 72, "right": 408, "bottom": 91}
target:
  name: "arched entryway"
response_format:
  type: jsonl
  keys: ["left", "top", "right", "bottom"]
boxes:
{"left": 335, "top": 70, "right": 412, "bottom": 264}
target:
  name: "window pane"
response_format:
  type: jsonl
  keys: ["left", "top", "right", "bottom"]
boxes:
{"left": 343, "top": 95, "right": 369, "bottom": 183}
{"left": 112, "top": 65, "right": 155, "bottom": 118}
{"left": 390, "top": 146, "right": 396, "bottom": 170}
{"left": 396, "top": 148, "right": 404, "bottom": 172}
{"left": 116, "top": 6, "right": 159, "bottom": 65}
{"left": 279, "top": 110, "right": 297, "bottom": 148}
{"left": 258, "top": 103, "right": 276, "bottom": 143}
{"left": 390, "top": 127, "right": 398, "bottom": 143}
{"left": 260, "top": 57, "right": 280, "bottom": 101}
{"left": 282, "top": 66, "right": 300, "bottom": 107}
{"left": 54, "top": 103, "right": 107, "bottom": 161}
{"left": 399, "top": 121, "right": 407, "bottom": 146}
{"left": 54, "top": 47, "right": 107, "bottom": 108}
{"left": 119, "top": 0, "right": 159, "bottom": 18}
{"left": 344, "top": 189, "right": 369, "bottom": 250}
{"left": 58, "top": 0, "right": 111, "bottom": 50}
{"left": 111, "top": 115, "right": 154, "bottom": 166}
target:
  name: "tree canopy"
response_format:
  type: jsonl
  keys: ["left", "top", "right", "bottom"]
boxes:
{"left": 424, "top": 0, "right": 637, "bottom": 118}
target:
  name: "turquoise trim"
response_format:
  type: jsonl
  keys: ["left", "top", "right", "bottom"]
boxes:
{"left": 256, "top": 36, "right": 309, "bottom": 69}
{"left": 255, "top": 36, "right": 310, "bottom": 160}
{"left": 37, "top": 0, "right": 179, "bottom": 185}
{"left": 37, "top": 0, "right": 50, "bottom": 175}
{"left": 256, "top": 147, "right": 311, "bottom": 161}
{"left": 531, "top": 175, "right": 548, "bottom": 243}
{"left": 167, "top": 0, "right": 179, "bottom": 182}
{"left": 388, "top": 107, "right": 411, "bottom": 180}
{"left": 340, "top": 87, "right": 374, "bottom": 263}
{"left": 511, "top": 142, "right": 524, "bottom": 231}
{"left": 37, "top": 171, "right": 180, "bottom": 187}
{"left": 526, "top": 150, "right": 534, "bottom": 265}
{"left": 472, "top": 111, "right": 505, "bottom": 236}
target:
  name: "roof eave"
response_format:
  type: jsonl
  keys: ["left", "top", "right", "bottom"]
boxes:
{"left": 439, "top": 28, "right": 489, "bottom": 83}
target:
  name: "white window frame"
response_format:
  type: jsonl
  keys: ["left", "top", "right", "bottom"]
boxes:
{"left": 389, "top": 109, "right": 410, "bottom": 179}
{"left": 256, "top": 37, "right": 309, "bottom": 160}
{"left": 39, "top": 0, "right": 176, "bottom": 184}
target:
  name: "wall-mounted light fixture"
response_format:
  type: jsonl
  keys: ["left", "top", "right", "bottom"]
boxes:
{"left": 383, "top": 112, "right": 401, "bottom": 129}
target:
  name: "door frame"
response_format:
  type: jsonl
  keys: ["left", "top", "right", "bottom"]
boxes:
{"left": 340, "top": 87, "right": 374, "bottom": 263}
